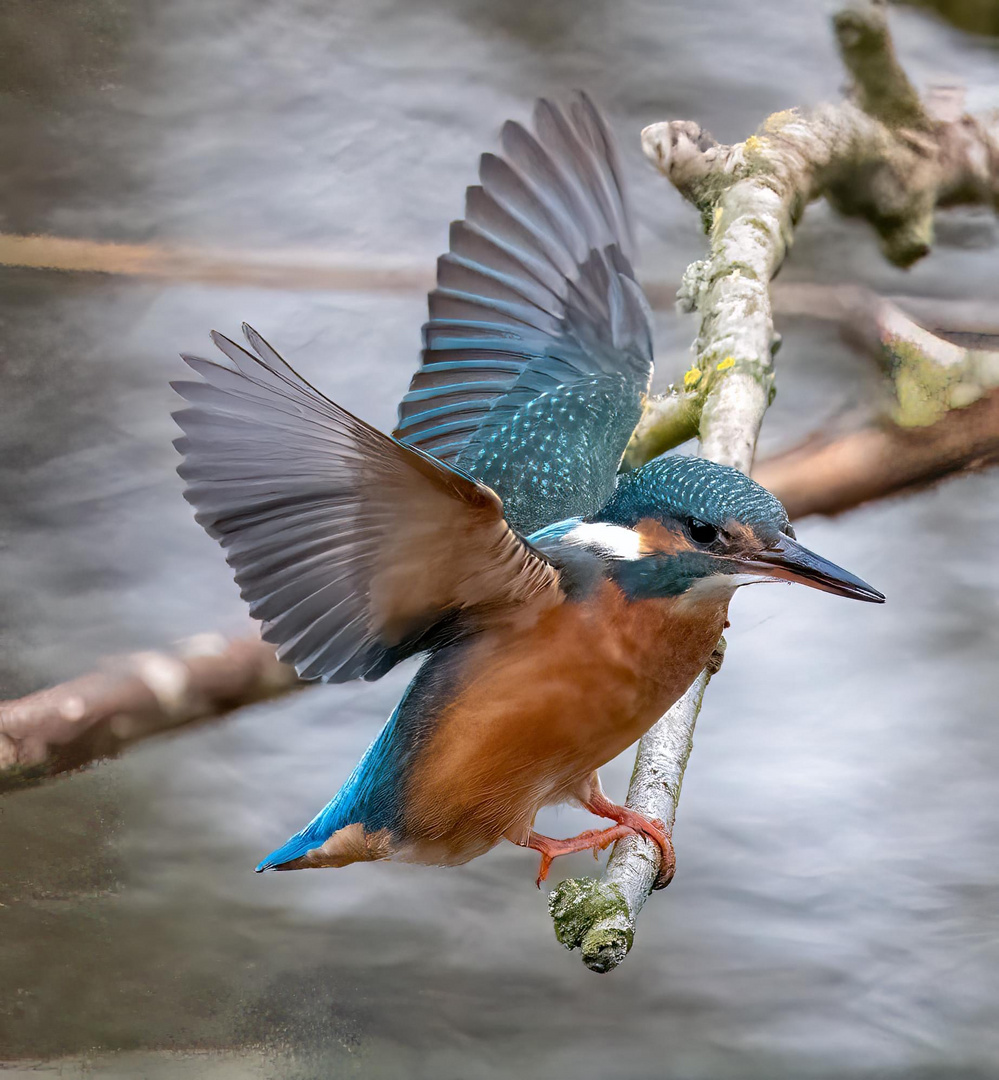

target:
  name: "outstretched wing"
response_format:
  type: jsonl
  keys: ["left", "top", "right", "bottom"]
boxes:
{"left": 394, "top": 94, "right": 654, "bottom": 535}
{"left": 172, "top": 325, "right": 560, "bottom": 683}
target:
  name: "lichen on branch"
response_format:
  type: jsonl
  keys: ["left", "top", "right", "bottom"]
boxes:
{"left": 755, "top": 299, "right": 999, "bottom": 518}
{"left": 626, "top": 0, "right": 999, "bottom": 472}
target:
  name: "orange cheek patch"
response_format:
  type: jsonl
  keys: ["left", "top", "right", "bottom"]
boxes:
{"left": 722, "top": 518, "right": 758, "bottom": 550}
{"left": 635, "top": 517, "right": 695, "bottom": 556}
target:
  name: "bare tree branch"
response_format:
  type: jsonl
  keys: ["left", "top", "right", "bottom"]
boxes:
{"left": 4, "top": 234, "right": 999, "bottom": 345}
{"left": 756, "top": 390, "right": 999, "bottom": 518}
{"left": 755, "top": 299, "right": 999, "bottom": 517}
{"left": 0, "top": 636, "right": 299, "bottom": 792}
{"left": 624, "top": 0, "right": 999, "bottom": 472}
{"left": 550, "top": 0, "right": 999, "bottom": 972}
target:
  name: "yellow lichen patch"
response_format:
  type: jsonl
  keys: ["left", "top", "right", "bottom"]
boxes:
{"left": 683, "top": 367, "right": 703, "bottom": 390}
{"left": 887, "top": 335, "right": 962, "bottom": 427}
{"left": 763, "top": 109, "right": 799, "bottom": 135}
{"left": 743, "top": 135, "right": 764, "bottom": 154}
{"left": 716, "top": 356, "right": 736, "bottom": 372}
{"left": 947, "top": 383, "right": 984, "bottom": 410}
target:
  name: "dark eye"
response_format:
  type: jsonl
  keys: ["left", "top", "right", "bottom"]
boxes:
{"left": 686, "top": 517, "right": 718, "bottom": 545}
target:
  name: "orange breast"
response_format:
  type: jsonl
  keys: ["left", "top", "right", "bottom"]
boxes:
{"left": 399, "top": 580, "right": 729, "bottom": 864}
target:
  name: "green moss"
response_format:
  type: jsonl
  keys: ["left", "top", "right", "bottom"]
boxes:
{"left": 621, "top": 383, "right": 711, "bottom": 469}
{"left": 580, "top": 925, "right": 634, "bottom": 973}
{"left": 698, "top": 347, "right": 728, "bottom": 369}
{"left": 699, "top": 203, "right": 718, "bottom": 235}
{"left": 740, "top": 144, "right": 773, "bottom": 179}
{"left": 692, "top": 346, "right": 773, "bottom": 389}
{"left": 694, "top": 168, "right": 758, "bottom": 232}
{"left": 879, "top": 213, "right": 933, "bottom": 269}
{"left": 548, "top": 878, "right": 630, "bottom": 951}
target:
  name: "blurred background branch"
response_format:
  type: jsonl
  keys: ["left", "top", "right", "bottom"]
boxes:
{"left": 5, "top": 295, "right": 992, "bottom": 793}
{"left": 6, "top": 233, "right": 997, "bottom": 335}
{"left": 756, "top": 295, "right": 999, "bottom": 517}
{"left": 0, "top": 635, "right": 297, "bottom": 793}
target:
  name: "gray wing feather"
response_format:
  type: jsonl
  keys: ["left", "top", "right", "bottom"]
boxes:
{"left": 173, "top": 326, "right": 559, "bottom": 683}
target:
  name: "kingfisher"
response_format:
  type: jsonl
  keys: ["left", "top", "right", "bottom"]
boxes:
{"left": 172, "top": 95, "right": 883, "bottom": 889}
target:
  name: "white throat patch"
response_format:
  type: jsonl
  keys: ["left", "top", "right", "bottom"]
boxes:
{"left": 678, "top": 571, "right": 770, "bottom": 604}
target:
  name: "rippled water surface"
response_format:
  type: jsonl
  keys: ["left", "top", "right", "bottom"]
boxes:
{"left": 2, "top": 1, "right": 998, "bottom": 1076}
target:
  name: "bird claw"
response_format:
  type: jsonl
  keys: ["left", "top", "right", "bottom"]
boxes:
{"left": 651, "top": 829, "right": 676, "bottom": 890}
{"left": 632, "top": 815, "right": 675, "bottom": 889}
{"left": 523, "top": 807, "right": 676, "bottom": 890}
{"left": 580, "top": 790, "right": 676, "bottom": 888}
{"left": 528, "top": 823, "right": 636, "bottom": 888}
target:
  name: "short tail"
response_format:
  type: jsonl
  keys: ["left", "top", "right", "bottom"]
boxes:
{"left": 256, "top": 681, "right": 412, "bottom": 872}
{"left": 256, "top": 815, "right": 393, "bottom": 873}
{"left": 255, "top": 796, "right": 347, "bottom": 872}
{"left": 255, "top": 831, "right": 324, "bottom": 872}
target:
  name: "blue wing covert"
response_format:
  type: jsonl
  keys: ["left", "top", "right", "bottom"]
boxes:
{"left": 394, "top": 94, "right": 654, "bottom": 535}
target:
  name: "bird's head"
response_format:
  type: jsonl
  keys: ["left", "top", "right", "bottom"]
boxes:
{"left": 560, "top": 455, "right": 884, "bottom": 605}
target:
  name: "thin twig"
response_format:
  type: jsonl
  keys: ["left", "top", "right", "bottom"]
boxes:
{"left": 5, "top": 232, "right": 999, "bottom": 344}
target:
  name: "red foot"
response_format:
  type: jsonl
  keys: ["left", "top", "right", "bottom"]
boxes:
{"left": 524, "top": 824, "right": 636, "bottom": 888}
{"left": 584, "top": 790, "right": 676, "bottom": 889}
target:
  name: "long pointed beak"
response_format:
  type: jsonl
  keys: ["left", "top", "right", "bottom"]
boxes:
{"left": 739, "top": 534, "right": 885, "bottom": 603}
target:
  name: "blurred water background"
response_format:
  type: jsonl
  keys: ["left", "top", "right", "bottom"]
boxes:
{"left": 1, "top": 1, "right": 998, "bottom": 1076}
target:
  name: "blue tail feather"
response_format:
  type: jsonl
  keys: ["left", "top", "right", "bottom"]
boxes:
{"left": 254, "top": 797, "right": 349, "bottom": 872}
{"left": 255, "top": 688, "right": 416, "bottom": 872}
{"left": 254, "top": 736, "right": 387, "bottom": 872}
{"left": 256, "top": 642, "right": 467, "bottom": 872}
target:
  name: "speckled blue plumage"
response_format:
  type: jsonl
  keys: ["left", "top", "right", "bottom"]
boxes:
{"left": 461, "top": 372, "right": 643, "bottom": 534}
{"left": 598, "top": 454, "right": 793, "bottom": 537}
{"left": 394, "top": 95, "right": 653, "bottom": 535}
{"left": 175, "top": 93, "right": 881, "bottom": 879}
{"left": 254, "top": 98, "right": 669, "bottom": 868}
{"left": 256, "top": 453, "right": 797, "bottom": 867}
{"left": 248, "top": 99, "right": 718, "bottom": 871}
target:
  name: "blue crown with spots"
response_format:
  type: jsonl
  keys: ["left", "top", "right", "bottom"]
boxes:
{"left": 594, "top": 454, "right": 791, "bottom": 535}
